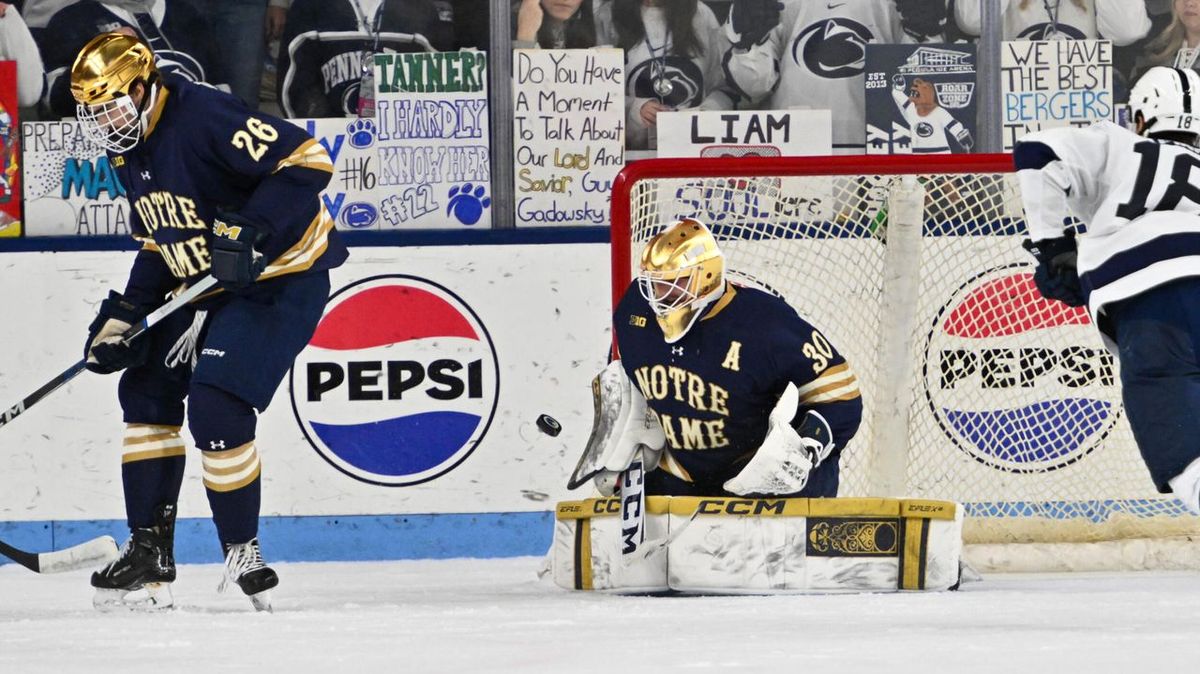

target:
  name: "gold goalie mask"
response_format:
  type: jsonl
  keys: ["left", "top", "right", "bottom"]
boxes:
{"left": 70, "top": 32, "right": 161, "bottom": 153}
{"left": 637, "top": 218, "right": 726, "bottom": 343}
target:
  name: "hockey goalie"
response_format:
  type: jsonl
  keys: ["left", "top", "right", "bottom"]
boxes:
{"left": 552, "top": 218, "right": 963, "bottom": 593}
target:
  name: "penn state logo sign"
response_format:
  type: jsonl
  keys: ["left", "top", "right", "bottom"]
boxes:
{"left": 922, "top": 265, "right": 1118, "bottom": 473}
{"left": 290, "top": 275, "right": 500, "bottom": 486}
{"left": 791, "top": 18, "right": 874, "bottom": 79}
{"left": 916, "top": 122, "right": 935, "bottom": 138}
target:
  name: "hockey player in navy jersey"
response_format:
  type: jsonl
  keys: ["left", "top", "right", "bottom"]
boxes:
{"left": 71, "top": 32, "right": 347, "bottom": 611}
{"left": 584, "top": 218, "right": 862, "bottom": 498}
{"left": 1016, "top": 66, "right": 1200, "bottom": 516}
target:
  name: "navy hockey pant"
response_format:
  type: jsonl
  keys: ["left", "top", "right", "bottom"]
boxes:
{"left": 116, "top": 272, "right": 329, "bottom": 544}
{"left": 1110, "top": 276, "right": 1200, "bottom": 492}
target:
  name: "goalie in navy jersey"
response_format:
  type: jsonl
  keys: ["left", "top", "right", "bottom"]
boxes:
{"left": 578, "top": 218, "right": 862, "bottom": 498}
{"left": 70, "top": 33, "right": 347, "bottom": 612}
{"left": 1016, "top": 66, "right": 1200, "bottom": 517}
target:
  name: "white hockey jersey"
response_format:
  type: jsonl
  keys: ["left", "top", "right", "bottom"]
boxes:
{"left": 594, "top": 1, "right": 734, "bottom": 150}
{"left": 723, "top": 0, "right": 908, "bottom": 154}
{"left": 890, "top": 87, "right": 967, "bottom": 153}
{"left": 1017, "top": 121, "right": 1200, "bottom": 334}
{"left": 954, "top": 0, "right": 1150, "bottom": 45}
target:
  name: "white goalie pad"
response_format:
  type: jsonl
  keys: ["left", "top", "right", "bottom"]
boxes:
{"left": 552, "top": 497, "right": 963, "bottom": 594}
{"left": 567, "top": 361, "right": 667, "bottom": 491}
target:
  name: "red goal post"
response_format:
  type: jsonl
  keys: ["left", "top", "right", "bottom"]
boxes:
{"left": 608, "top": 153, "right": 1200, "bottom": 571}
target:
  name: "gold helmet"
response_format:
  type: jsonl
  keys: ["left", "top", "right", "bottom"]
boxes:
{"left": 637, "top": 218, "right": 726, "bottom": 343}
{"left": 70, "top": 32, "right": 160, "bottom": 153}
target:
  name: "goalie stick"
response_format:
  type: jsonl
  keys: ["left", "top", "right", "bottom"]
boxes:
{"left": 0, "top": 276, "right": 220, "bottom": 431}
{"left": 0, "top": 535, "right": 119, "bottom": 574}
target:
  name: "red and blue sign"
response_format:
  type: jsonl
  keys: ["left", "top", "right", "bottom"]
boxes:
{"left": 922, "top": 264, "right": 1118, "bottom": 473}
{"left": 290, "top": 275, "right": 500, "bottom": 486}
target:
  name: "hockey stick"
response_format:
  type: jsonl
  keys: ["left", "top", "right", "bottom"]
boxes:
{"left": 0, "top": 535, "right": 119, "bottom": 573}
{"left": 0, "top": 276, "right": 220, "bottom": 431}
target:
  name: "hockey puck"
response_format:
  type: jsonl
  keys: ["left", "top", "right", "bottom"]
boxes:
{"left": 536, "top": 414, "right": 562, "bottom": 437}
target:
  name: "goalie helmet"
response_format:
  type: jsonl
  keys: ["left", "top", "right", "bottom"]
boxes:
{"left": 70, "top": 32, "right": 161, "bottom": 153}
{"left": 637, "top": 218, "right": 725, "bottom": 343}
{"left": 1129, "top": 66, "right": 1200, "bottom": 138}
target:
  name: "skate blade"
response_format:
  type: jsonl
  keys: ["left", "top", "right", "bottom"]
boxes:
{"left": 93, "top": 583, "right": 174, "bottom": 612}
{"left": 248, "top": 589, "right": 273, "bottom": 613}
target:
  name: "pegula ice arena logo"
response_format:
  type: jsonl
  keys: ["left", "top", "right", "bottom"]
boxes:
{"left": 290, "top": 275, "right": 500, "bottom": 486}
{"left": 922, "top": 264, "right": 1119, "bottom": 473}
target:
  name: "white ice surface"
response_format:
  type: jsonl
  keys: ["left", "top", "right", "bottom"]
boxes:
{"left": 2, "top": 557, "right": 1199, "bottom": 673}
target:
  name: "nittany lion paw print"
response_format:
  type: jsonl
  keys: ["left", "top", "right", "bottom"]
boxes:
{"left": 346, "top": 118, "right": 376, "bottom": 149}
{"left": 447, "top": 183, "right": 491, "bottom": 226}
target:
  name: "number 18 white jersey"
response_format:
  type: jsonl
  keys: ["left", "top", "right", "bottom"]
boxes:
{"left": 1017, "top": 120, "right": 1200, "bottom": 321}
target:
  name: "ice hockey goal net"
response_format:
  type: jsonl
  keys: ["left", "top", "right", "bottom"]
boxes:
{"left": 610, "top": 154, "right": 1200, "bottom": 571}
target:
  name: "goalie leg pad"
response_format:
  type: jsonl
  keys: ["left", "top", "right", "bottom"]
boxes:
{"left": 552, "top": 497, "right": 963, "bottom": 594}
{"left": 551, "top": 496, "right": 670, "bottom": 593}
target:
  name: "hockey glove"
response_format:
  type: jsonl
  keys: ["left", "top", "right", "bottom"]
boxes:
{"left": 724, "top": 384, "right": 835, "bottom": 496}
{"left": 211, "top": 212, "right": 267, "bottom": 292}
{"left": 1023, "top": 235, "right": 1086, "bottom": 307}
{"left": 729, "top": 0, "right": 783, "bottom": 48}
{"left": 84, "top": 291, "right": 150, "bottom": 374}
{"left": 895, "top": 0, "right": 948, "bottom": 42}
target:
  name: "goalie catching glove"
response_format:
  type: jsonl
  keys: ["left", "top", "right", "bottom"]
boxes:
{"left": 568, "top": 360, "right": 666, "bottom": 495}
{"left": 84, "top": 291, "right": 150, "bottom": 374}
{"left": 723, "top": 382, "right": 834, "bottom": 496}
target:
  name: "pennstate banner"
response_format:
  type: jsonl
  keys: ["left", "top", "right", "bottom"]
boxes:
{"left": 22, "top": 120, "right": 126, "bottom": 237}
{"left": 372, "top": 50, "right": 492, "bottom": 228}
{"left": 1000, "top": 39, "right": 1113, "bottom": 151}
{"left": 865, "top": 44, "right": 977, "bottom": 155}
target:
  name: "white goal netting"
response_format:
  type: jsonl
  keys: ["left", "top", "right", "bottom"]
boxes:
{"left": 612, "top": 155, "right": 1200, "bottom": 569}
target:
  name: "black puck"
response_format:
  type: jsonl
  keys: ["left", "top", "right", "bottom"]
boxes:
{"left": 536, "top": 414, "right": 562, "bottom": 437}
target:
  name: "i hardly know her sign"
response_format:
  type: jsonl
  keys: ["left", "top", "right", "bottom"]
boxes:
{"left": 1000, "top": 39, "right": 1112, "bottom": 151}
{"left": 373, "top": 51, "right": 492, "bottom": 228}
{"left": 512, "top": 49, "right": 624, "bottom": 227}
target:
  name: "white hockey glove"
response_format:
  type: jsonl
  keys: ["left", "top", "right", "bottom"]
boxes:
{"left": 723, "top": 383, "right": 835, "bottom": 496}
{"left": 567, "top": 360, "right": 666, "bottom": 496}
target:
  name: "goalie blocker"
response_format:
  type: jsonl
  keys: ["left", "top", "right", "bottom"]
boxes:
{"left": 551, "top": 496, "right": 963, "bottom": 593}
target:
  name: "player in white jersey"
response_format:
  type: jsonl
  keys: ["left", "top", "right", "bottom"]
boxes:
{"left": 891, "top": 75, "right": 972, "bottom": 153}
{"left": 955, "top": 0, "right": 1149, "bottom": 44}
{"left": 1016, "top": 66, "right": 1200, "bottom": 513}
{"left": 724, "top": 0, "right": 945, "bottom": 154}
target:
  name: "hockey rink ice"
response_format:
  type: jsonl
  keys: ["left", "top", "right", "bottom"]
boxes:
{"left": 2, "top": 557, "right": 1198, "bottom": 673}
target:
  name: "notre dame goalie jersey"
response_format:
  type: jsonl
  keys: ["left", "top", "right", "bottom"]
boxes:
{"left": 111, "top": 72, "right": 348, "bottom": 307}
{"left": 613, "top": 282, "right": 863, "bottom": 495}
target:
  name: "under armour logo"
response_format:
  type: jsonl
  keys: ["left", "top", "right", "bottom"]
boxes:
{"left": 210, "top": 440, "right": 226, "bottom": 450}
{"left": 671, "top": 346, "right": 684, "bottom": 356}
{"left": 141, "top": 171, "right": 151, "bottom": 180}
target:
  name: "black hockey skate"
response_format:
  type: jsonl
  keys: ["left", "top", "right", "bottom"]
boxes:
{"left": 91, "top": 503, "right": 177, "bottom": 611}
{"left": 218, "top": 538, "right": 278, "bottom": 612}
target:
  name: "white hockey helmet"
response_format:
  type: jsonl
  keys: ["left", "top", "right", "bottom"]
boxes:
{"left": 1129, "top": 66, "right": 1200, "bottom": 137}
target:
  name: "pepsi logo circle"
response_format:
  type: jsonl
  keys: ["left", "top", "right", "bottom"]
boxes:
{"left": 922, "top": 264, "right": 1119, "bottom": 473}
{"left": 290, "top": 275, "right": 500, "bottom": 486}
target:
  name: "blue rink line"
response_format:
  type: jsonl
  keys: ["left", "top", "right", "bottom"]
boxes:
{"left": 0, "top": 226, "right": 611, "bottom": 253}
{"left": 0, "top": 511, "right": 554, "bottom": 566}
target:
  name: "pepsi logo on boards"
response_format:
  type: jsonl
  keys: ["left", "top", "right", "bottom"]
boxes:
{"left": 290, "top": 275, "right": 500, "bottom": 486}
{"left": 922, "top": 264, "right": 1118, "bottom": 473}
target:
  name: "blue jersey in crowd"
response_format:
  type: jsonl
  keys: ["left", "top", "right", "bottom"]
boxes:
{"left": 613, "top": 282, "right": 864, "bottom": 493}
{"left": 110, "top": 73, "right": 347, "bottom": 306}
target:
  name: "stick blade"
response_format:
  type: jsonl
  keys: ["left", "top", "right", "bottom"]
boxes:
{"left": 36, "top": 536, "right": 119, "bottom": 574}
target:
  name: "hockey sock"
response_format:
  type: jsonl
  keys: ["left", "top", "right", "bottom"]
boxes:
{"left": 120, "top": 424, "right": 186, "bottom": 529}
{"left": 189, "top": 384, "right": 261, "bottom": 545}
